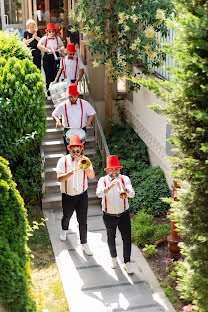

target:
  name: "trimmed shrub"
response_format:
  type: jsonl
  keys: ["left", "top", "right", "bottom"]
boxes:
{"left": 106, "top": 121, "right": 171, "bottom": 216}
{"left": 0, "top": 33, "right": 46, "bottom": 202}
{"left": 0, "top": 32, "right": 32, "bottom": 60}
{"left": 0, "top": 157, "right": 37, "bottom": 311}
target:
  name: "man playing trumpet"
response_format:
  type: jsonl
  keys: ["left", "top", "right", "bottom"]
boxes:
{"left": 56, "top": 135, "right": 94, "bottom": 256}
{"left": 96, "top": 155, "right": 135, "bottom": 274}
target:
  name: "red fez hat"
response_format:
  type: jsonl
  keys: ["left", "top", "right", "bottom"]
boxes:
{"left": 39, "top": 1, "right": 45, "bottom": 9}
{"left": 67, "top": 43, "right": 77, "bottom": 54}
{"left": 67, "top": 135, "right": 84, "bottom": 150}
{"left": 45, "top": 23, "right": 57, "bottom": 33}
{"left": 104, "top": 155, "right": 123, "bottom": 171}
{"left": 68, "top": 83, "right": 80, "bottom": 96}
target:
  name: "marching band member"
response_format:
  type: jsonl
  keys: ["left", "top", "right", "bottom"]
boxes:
{"left": 37, "top": 23, "right": 64, "bottom": 100}
{"left": 96, "top": 155, "right": 135, "bottom": 274}
{"left": 52, "top": 43, "right": 84, "bottom": 85}
{"left": 56, "top": 134, "right": 95, "bottom": 256}
{"left": 52, "top": 83, "right": 96, "bottom": 153}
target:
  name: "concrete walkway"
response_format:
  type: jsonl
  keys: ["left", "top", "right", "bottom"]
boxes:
{"left": 43, "top": 204, "right": 176, "bottom": 312}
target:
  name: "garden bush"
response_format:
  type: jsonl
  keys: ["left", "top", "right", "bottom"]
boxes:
{"left": 0, "top": 157, "right": 37, "bottom": 311}
{"left": 106, "top": 121, "right": 171, "bottom": 216}
{"left": 0, "top": 32, "right": 32, "bottom": 61}
{"left": 131, "top": 210, "right": 170, "bottom": 247}
{"left": 0, "top": 33, "right": 46, "bottom": 202}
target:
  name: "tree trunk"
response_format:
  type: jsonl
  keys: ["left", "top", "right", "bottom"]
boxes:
{"left": 105, "top": 67, "right": 112, "bottom": 132}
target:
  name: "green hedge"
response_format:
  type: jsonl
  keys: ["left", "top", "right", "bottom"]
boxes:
{"left": 106, "top": 122, "right": 171, "bottom": 216}
{"left": 0, "top": 33, "right": 46, "bottom": 203}
{"left": 0, "top": 157, "right": 37, "bottom": 311}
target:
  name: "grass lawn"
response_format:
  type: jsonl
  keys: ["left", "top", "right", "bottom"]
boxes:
{"left": 27, "top": 205, "right": 69, "bottom": 312}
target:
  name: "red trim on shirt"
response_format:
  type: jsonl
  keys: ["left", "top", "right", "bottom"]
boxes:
{"left": 83, "top": 170, "right": 86, "bottom": 192}
{"left": 103, "top": 177, "right": 107, "bottom": 212}
{"left": 61, "top": 57, "right": 66, "bottom": 78}
{"left": 65, "top": 156, "right": 67, "bottom": 193}
{"left": 80, "top": 99, "right": 83, "bottom": 128}
{"left": 74, "top": 56, "right": 78, "bottom": 79}
{"left": 45, "top": 36, "right": 59, "bottom": 50}
{"left": 65, "top": 101, "right": 70, "bottom": 127}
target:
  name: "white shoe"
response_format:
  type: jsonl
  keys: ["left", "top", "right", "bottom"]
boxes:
{"left": 59, "top": 229, "right": 67, "bottom": 241}
{"left": 111, "top": 257, "right": 118, "bottom": 269}
{"left": 47, "top": 95, "right": 52, "bottom": 101}
{"left": 82, "top": 243, "right": 93, "bottom": 256}
{"left": 124, "top": 262, "right": 134, "bottom": 275}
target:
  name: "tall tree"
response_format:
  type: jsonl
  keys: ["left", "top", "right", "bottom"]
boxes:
{"left": 131, "top": 1, "right": 208, "bottom": 310}
{"left": 75, "top": 0, "right": 173, "bottom": 121}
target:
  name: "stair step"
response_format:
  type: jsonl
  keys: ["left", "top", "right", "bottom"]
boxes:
{"left": 44, "top": 149, "right": 97, "bottom": 166}
{"left": 42, "top": 135, "right": 96, "bottom": 152}
{"left": 45, "top": 104, "right": 54, "bottom": 115}
{"left": 42, "top": 189, "right": 100, "bottom": 209}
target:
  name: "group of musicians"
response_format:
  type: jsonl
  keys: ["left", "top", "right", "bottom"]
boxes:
{"left": 36, "top": 22, "right": 136, "bottom": 275}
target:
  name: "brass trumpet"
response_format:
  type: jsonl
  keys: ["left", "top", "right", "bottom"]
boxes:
{"left": 79, "top": 156, "right": 91, "bottom": 170}
{"left": 115, "top": 178, "right": 128, "bottom": 199}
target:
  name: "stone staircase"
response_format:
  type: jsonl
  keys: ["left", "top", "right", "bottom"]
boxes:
{"left": 42, "top": 102, "right": 100, "bottom": 209}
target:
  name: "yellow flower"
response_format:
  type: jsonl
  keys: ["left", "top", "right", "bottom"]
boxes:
{"left": 89, "top": 19, "right": 94, "bottom": 24}
{"left": 143, "top": 45, "right": 151, "bottom": 54}
{"left": 130, "top": 43, "right": 137, "bottom": 51}
{"left": 124, "top": 24, "right": 130, "bottom": 32}
{"left": 118, "top": 12, "right": 125, "bottom": 24}
{"left": 148, "top": 51, "right": 157, "bottom": 59}
{"left": 156, "top": 9, "right": 166, "bottom": 21}
{"left": 134, "top": 38, "right": 141, "bottom": 45}
{"left": 92, "top": 60, "right": 99, "bottom": 68}
{"left": 131, "top": 14, "right": 138, "bottom": 23}
{"left": 145, "top": 26, "right": 155, "bottom": 39}
{"left": 95, "top": 26, "right": 101, "bottom": 32}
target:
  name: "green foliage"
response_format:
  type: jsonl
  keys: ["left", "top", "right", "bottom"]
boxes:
{"left": 106, "top": 121, "right": 171, "bottom": 215}
{"left": 131, "top": 210, "right": 170, "bottom": 247}
{"left": 142, "top": 244, "right": 158, "bottom": 258}
{"left": 76, "top": 0, "right": 174, "bottom": 80}
{"left": 0, "top": 33, "right": 46, "bottom": 203}
{"left": 131, "top": 1, "right": 208, "bottom": 310}
{"left": 0, "top": 157, "right": 37, "bottom": 311}
{"left": 160, "top": 282, "right": 177, "bottom": 304}
{"left": 0, "top": 32, "right": 32, "bottom": 60}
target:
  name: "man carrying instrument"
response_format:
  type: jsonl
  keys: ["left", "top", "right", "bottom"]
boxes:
{"left": 52, "top": 83, "right": 96, "bottom": 153}
{"left": 96, "top": 155, "right": 135, "bottom": 274}
{"left": 56, "top": 135, "right": 95, "bottom": 256}
{"left": 52, "top": 43, "right": 84, "bottom": 85}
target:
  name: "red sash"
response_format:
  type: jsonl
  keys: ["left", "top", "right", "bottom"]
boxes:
{"left": 61, "top": 58, "right": 66, "bottom": 78}
{"left": 74, "top": 57, "right": 78, "bottom": 79}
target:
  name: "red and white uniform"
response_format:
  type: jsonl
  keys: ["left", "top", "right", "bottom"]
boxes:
{"left": 96, "top": 174, "right": 135, "bottom": 214}
{"left": 52, "top": 98, "right": 96, "bottom": 128}
{"left": 60, "top": 55, "right": 84, "bottom": 84}
{"left": 56, "top": 154, "right": 93, "bottom": 196}
{"left": 38, "top": 35, "right": 63, "bottom": 51}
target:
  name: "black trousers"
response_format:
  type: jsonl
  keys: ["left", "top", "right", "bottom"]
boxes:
{"left": 62, "top": 191, "right": 88, "bottom": 244}
{"left": 43, "top": 53, "right": 59, "bottom": 95}
{"left": 103, "top": 210, "right": 131, "bottom": 263}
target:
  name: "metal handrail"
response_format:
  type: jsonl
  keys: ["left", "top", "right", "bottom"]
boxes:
{"left": 82, "top": 73, "right": 110, "bottom": 165}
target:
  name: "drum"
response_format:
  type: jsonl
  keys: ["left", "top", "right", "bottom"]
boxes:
{"left": 65, "top": 128, "right": 86, "bottom": 145}
{"left": 49, "top": 80, "right": 68, "bottom": 107}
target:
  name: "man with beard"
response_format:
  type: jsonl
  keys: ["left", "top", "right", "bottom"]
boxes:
{"left": 96, "top": 155, "right": 135, "bottom": 274}
{"left": 56, "top": 135, "right": 94, "bottom": 256}
{"left": 52, "top": 83, "right": 96, "bottom": 153}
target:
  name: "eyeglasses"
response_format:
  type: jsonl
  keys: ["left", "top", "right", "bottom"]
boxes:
{"left": 71, "top": 150, "right": 81, "bottom": 154}
{"left": 48, "top": 30, "right": 55, "bottom": 33}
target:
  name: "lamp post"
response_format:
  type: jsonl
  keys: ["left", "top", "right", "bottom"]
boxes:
{"left": 167, "top": 180, "right": 182, "bottom": 259}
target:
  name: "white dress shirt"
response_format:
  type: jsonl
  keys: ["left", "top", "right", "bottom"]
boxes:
{"left": 56, "top": 154, "right": 93, "bottom": 196}
{"left": 38, "top": 35, "right": 63, "bottom": 51}
{"left": 52, "top": 98, "right": 96, "bottom": 128}
{"left": 96, "top": 174, "right": 135, "bottom": 214}
{"left": 60, "top": 55, "right": 84, "bottom": 84}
